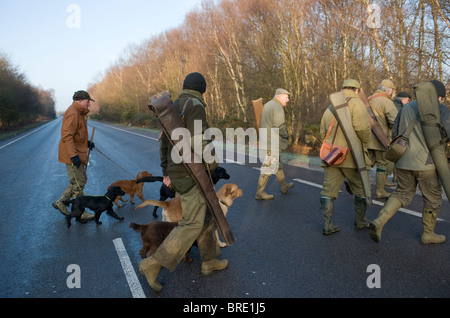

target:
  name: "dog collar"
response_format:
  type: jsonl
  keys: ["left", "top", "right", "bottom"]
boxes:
{"left": 219, "top": 199, "right": 229, "bottom": 207}
{"left": 105, "top": 195, "right": 111, "bottom": 201}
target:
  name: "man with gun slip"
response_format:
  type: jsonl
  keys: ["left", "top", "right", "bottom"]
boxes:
{"left": 365, "top": 79, "right": 399, "bottom": 199}
{"left": 319, "top": 79, "right": 372, "bottom": 235}
{"left": 138, "top": 73, "right": 227, "bottom": 292}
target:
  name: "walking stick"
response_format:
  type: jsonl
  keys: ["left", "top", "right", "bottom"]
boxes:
{"left": 85, "top": 126, "right": 96, "bottom": 169}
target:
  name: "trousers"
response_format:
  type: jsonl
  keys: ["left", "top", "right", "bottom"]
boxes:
{"left": 152, "top": 184, "right": 220, "bottom": 271}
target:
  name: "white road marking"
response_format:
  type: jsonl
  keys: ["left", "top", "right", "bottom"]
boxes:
{"left": 95, "top": 122, "right": 159, "bottom": 141}
{"left": 0, "top": 122, "right": 52, "bottom": 150}
{"left": 113, "top": 238, "right": 146, "bottom": 298}
{"left": 96, "top": 123, "right": 444, "bottom": 222}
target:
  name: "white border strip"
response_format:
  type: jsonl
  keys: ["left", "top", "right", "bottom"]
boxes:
{"left": 95, "top": 122, "right": 159, "bottom": 141}
{"left": 113, "top": 238, "right": 146, "bottom": 298}
{"left": 0, "top": 122, "right": 51, "bottom": 150}
{"left": 291, "top": 178, "right": 444, "bottom": 222}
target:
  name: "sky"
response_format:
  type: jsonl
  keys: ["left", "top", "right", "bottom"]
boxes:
{"left": 0, "top": 0, "right": 204, "bottom": 112}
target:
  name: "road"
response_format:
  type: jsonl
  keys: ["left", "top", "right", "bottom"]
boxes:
{"left": 1, "top": 118, "right": 449, "bottom": 303}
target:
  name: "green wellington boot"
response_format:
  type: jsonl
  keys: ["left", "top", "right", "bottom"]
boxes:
{"left": 421, "top": 209, "right": 446, "bottom": 244}
{"left": 369, "top": 197, "right": 402, "bottom": 243}
{"left": 201, "top": 258, "right": 229, "bottom": 275}
{"left": 375, "top": 170, "right": 391, "bottom": 200}
{"left": 139, "top": 256, "right": 163, "bottom": 292}
{"left": 255, "top": 174, "right": 274, "bottom": 200}
{"left": 354, "top": 196, "right": 369, "bottom": 229}
{"left": 275, "top": 169, "right": 294, "bottom": 194}
{"left": 321, "top": 197, "right": 339, "bottom": 235}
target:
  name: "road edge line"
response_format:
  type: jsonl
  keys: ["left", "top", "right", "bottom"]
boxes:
{"left": 113, "top": 238, "right": 146, "bottom": 298}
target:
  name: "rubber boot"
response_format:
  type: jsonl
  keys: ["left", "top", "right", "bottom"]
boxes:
{"left": 375, "top": 170, "right": 390, "bottom": 199}
{"left": 321, "top": 197, "right": 339, "bottom": 235}
{"left": 275, "top": 169, "right": 294, "bottom": 194}
{"left": 255, "top": 174, "right": 274, "bottom": 200}
{"left": 354, "top": 196, "right": 369, "bottom": 229}
{"left": 421, "top": 209, "right": 446, "bottom": 244}
{"left": 52, "top": 188, "right": 73, "bottom": 216}
{"left": 201, "top": 258, "right": 229, "bottom": 275}
{"left": 139, "top": 256, "right": 163, "bottom": 292}
{"left": 369, "top": 197, "right": 402, "bottom": 243}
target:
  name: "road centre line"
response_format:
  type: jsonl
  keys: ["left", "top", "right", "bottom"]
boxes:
{"left": 113, "top": 238, "right": 146, "bottom": 298}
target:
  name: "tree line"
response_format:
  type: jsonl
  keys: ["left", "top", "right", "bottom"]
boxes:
{"left": 88, "top": 0, "right": 450, "bottom": 154}
{"left": 0, "top": 53, "right": 56, "bottom": 131}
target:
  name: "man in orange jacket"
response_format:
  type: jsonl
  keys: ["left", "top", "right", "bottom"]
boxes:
{"left": 52, "top": 90, "right": 95, "bottom": 218}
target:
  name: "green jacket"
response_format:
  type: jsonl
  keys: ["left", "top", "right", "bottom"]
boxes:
{"left": 396, "top": 100, "right": 450, "bottom": 171}
{"left": 160, "top": 89, "right": 218, "bottom": 194}
{"left": 320, "top": 89, "right": 372, "bottom": 169}
{"left": 260, "top": 98, "right": 289, "bottom": 152}
{"left": 367, "top": 90, "right": 398, "bottom": 150}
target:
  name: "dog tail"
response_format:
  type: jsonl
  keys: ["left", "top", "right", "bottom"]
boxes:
{"left": 129, "top": 222, "right": 146, "bottom": 233}
{"left": 136, "top": 176, "right": 164, "bottom": 184}
{"left": 135, "top": 199, "right": 169, "bottom": 210}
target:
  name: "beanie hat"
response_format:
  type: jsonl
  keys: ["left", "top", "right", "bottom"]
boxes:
{"left": 183, "top": 72, "right": 207, "bottom": 94}
{"left": 430, "top": 80, "right": 446, "bottom": 98}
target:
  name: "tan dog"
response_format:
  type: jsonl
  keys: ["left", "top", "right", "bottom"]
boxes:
{"left": 108, "top": 171, "right": 155, "bottom": 207}
{"left": 136, "top": 183, "right": 243, "bottom": 247}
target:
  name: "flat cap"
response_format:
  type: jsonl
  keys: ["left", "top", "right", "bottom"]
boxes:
{"left": 342, "top": 79, "right": 361, "bottom": 89}
{"left": 73, "top": 90, "right": 95, "bottom": 102}
{"left": 381, "top": 79, "right": 396, "bottom": 90}
{"left": 274, "top": 88, "right": 290, "bottom": 97}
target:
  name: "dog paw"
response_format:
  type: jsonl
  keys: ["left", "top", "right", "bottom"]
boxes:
{"left": 218, "top": 242, "right": 227, "bottom": 248}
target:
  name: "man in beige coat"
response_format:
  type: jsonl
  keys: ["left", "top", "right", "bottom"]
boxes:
{"left": 366, "top": 79, "right": 399, "bottom": 199}
{"left": 255, "top": 88, "right": 294, "bottom": 200}
{"left": 52, "top": 90, "right": 95, "bottom": 218}
{"left": 319, "top": 79, "right": 372, "bottom": 235}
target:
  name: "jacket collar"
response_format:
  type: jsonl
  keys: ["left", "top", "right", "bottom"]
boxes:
{"left": 180, "top": 89, "right": 207, "bottom": 108}
{"left": 72, "top": 101, "right": 90, "bottom": 115}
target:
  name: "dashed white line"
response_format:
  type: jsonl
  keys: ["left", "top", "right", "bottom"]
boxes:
{"left": 113, "top": 238, "right": 146, "bottom": 298}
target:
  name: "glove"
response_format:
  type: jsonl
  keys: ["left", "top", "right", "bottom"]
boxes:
{"left": 88, "top": 140, "right": 95, "bottom": 150}
{"left": 71, "top": 155, "right": 81, "bottom": 168}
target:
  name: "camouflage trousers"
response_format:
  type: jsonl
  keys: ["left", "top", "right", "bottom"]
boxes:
{"left": 65, "top": 164, "right": 87, "bottom": 197}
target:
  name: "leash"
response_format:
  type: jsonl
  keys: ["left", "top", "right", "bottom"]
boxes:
{"left": 93, "top": 146, "right": 136, "bottom": 179}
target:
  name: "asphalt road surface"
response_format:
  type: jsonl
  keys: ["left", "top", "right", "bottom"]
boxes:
{"left": 1, "top": 118, "right": 449, "bottom": 304}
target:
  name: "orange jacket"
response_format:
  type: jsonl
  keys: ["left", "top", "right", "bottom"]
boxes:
{"left": 58, "top": 101, "right": 89, "bottom": 165}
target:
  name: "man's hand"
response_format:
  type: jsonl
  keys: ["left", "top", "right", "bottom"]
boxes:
{"left": 88, "top": 140, "right": 95, "bottom": 150}
{"left": 163, "top": 176, "right": 171, "bottom": 187}
{"left": 71, "top": 155, "right": 81, "bottom": 168}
